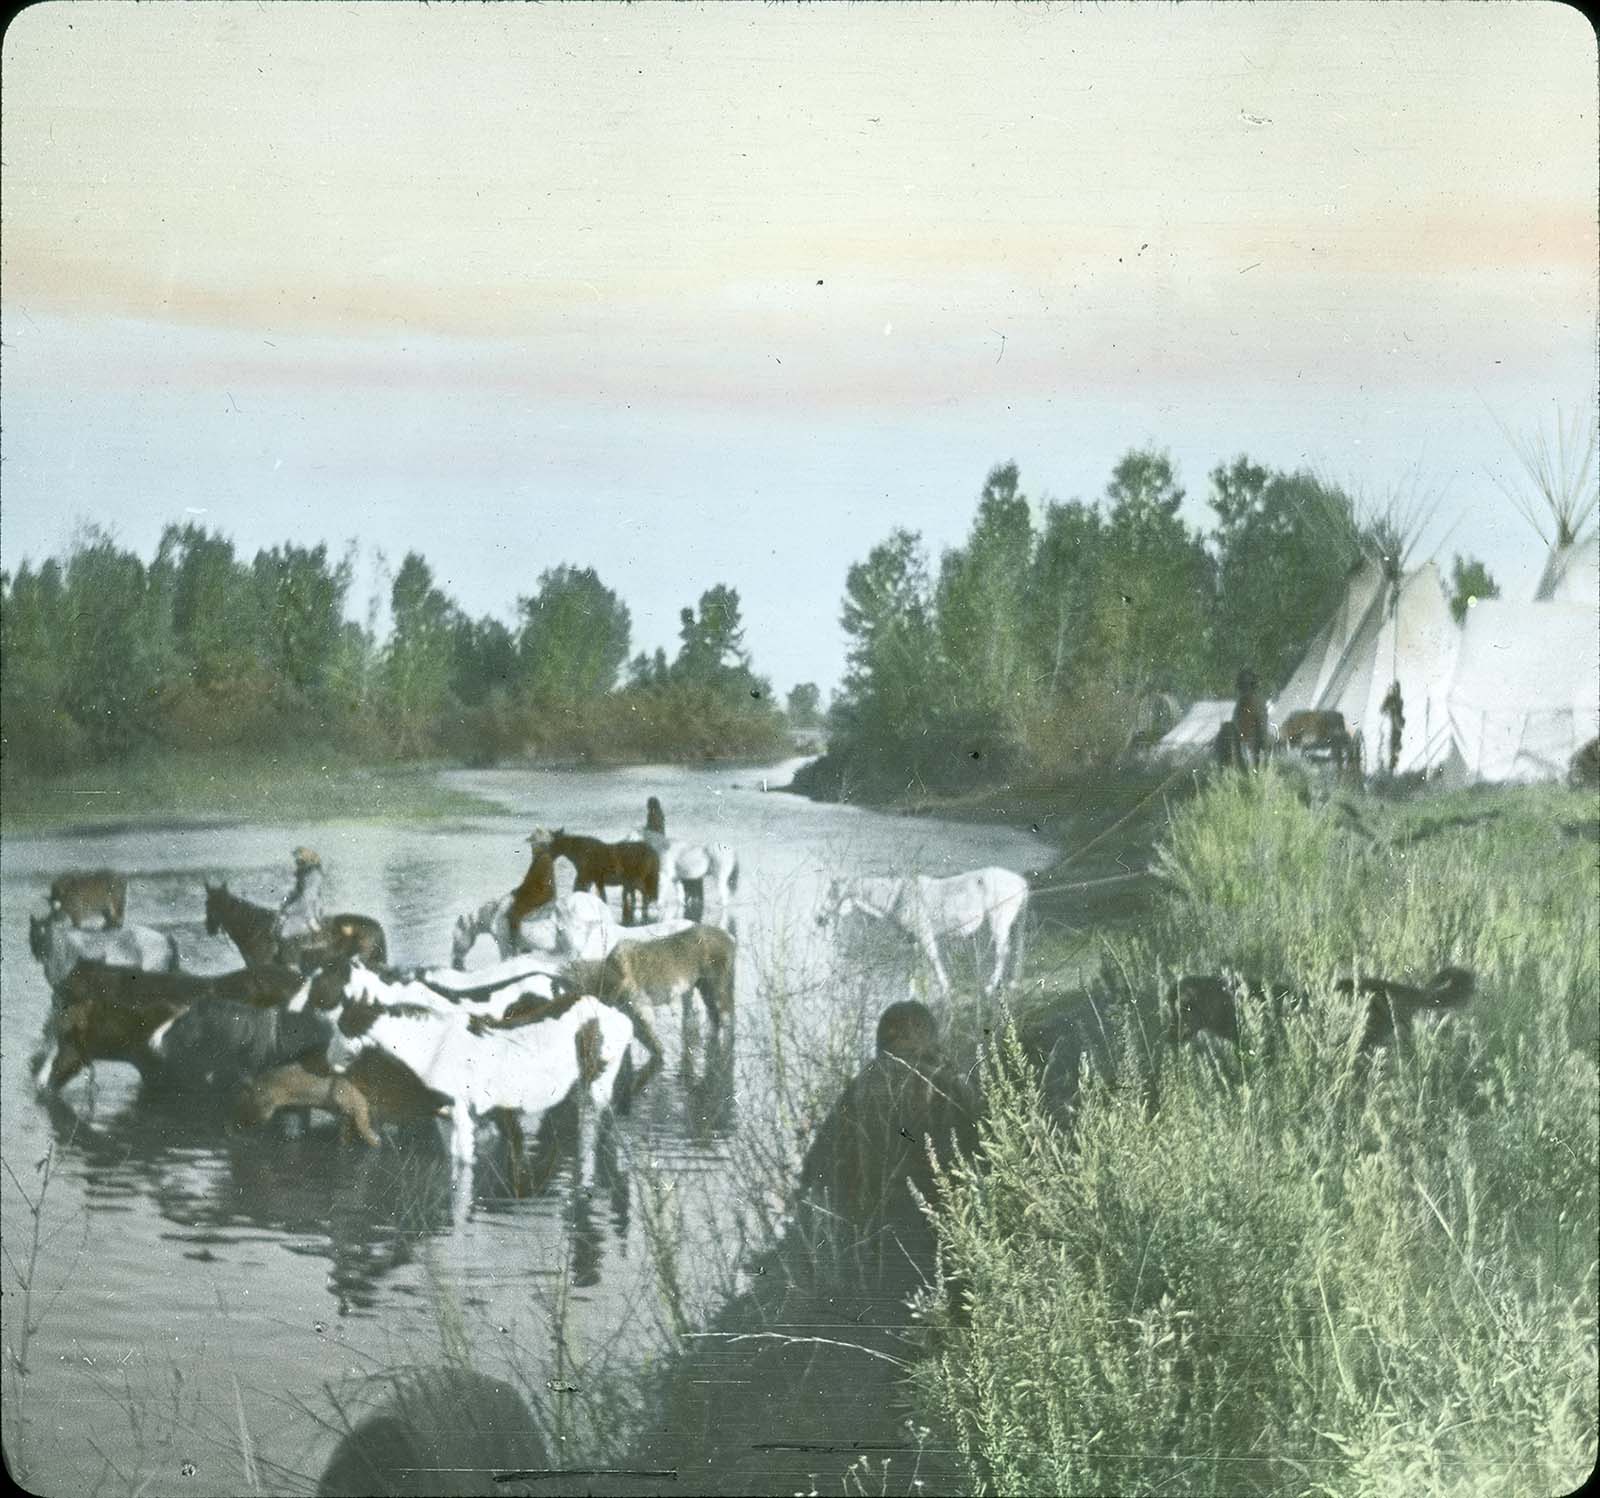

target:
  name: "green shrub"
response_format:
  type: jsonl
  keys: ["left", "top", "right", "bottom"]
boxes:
{"left": 925, "top": 775, "right": 1599, "bottom": 1495}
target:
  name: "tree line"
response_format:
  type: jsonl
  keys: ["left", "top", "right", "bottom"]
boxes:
{"left": 0, "top": 524, "right": 798, "bottom": 778}
{"left": 809, "top": 449, "right": 1498, "bottom": 799}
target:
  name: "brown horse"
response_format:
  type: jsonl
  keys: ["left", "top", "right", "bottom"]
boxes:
{"left": 49, "top": 870, "right": 127, "bottom": 929}
{"left": 542, "top": 830, "right": 660, "bottom": 925}
{"left": 1280, "top": 709, "right": 1356, "bottom": 773}
{"left": 1232, "top": 669, "right": 1269, "bottom": 770}
{"left": 506, "top": 843, "right": 558, "bottom": 944}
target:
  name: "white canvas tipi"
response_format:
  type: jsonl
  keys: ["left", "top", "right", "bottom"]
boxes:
{"left": 1498, "top": 407, "right": 1598, "bottom": 604}
{"left": 1442, "top": 600, "right": 1599, "bottom": 784}
{"left": 1273, "top": 557, "right": 1460, "bottom": 775}
{"left": 1439, "top": 409, "right": 1600, "bottom": 783}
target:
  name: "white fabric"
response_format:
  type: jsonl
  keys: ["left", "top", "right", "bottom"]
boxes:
{"left": 1153, "top": 700, "right": 1236, "bottom": 757}
{"left": 1442, "top": 600, "right": 1599, "bottom": 783}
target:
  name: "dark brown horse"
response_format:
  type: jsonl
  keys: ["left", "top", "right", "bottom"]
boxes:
{"left": 49, "top": 870, "right": 127, "bottom": 928}
{"left": 1233, "top": 669, "right": 1269, "bottom": 770}
{"left": 204, "top": 881, "right": 387, "bottom": 973}
{"left": 53, "top": 957, "right": 304, "bottom": 1014}
{"left": 505, "top": 843, "right": 558, "bottom": 944}
{"left": 542, "top": 830, "right": 660, "bottom": 925}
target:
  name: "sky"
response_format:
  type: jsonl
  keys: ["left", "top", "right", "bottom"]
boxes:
{"left": 3, "top": 0, "right": 1595, "bottom": 697}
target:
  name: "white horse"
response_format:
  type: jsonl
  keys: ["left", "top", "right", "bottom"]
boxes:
{"left": 817, "top": 867, "right": 1030, "bottom": 997}
{"left": 449, "top": 890, "right": 614, "bottom": 969}
{"left": 639, "top": 829, "right": 740, "bottom": 919}
{"left": 29, "top": 911, "right": 179, "bottom": 991}
{"left": 294, "top": 957, "right": 636, "bottom": 1167}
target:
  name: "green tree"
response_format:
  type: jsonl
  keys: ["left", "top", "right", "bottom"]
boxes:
{"left": 935, "top": 463, "right": 1036, "bottom": 729}
{"left": 515, "top": 565, "right": 631, "bottom": 703}
{"left": 450, "top": 614, "right": 517, "bottom": 707}
{"left": 1448, "top": 553, "right": 1501, "bottom": 624}
{"left": 382, "top": 552, "right": 459, "bottom": 750}
{"left": 674, "top": 585, "right": 747, "bottom": 684}
{"left": 251, "top": 542, "right": 354, "bottom": 698}
{"left": 0, "top": 559, "right": 86, "bottom": 772}
{"left": 1028, "top": 498, "right": 1104, "bottom": 699}
{"left": 1209, "top": 458, "right": 1362, "bottom": 691}
{"left": 1091, "top": 448, "right": 1214, "bottom": 696}
{"left": 56, "top": 527, "right": 178, "bottom": 756}
{"left": 154, "top": 523, "right": 261, "bottom": 685}
{"left": 786, "top": 682, "right": 823, "bottom": 727}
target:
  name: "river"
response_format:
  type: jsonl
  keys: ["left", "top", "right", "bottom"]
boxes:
{"left": 1, "top": 758, "right": 1050, "bottom": 1495}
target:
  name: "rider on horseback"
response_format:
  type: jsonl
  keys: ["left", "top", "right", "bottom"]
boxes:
{"left": 275, "top": 847, "right": 325, "bottom": 942}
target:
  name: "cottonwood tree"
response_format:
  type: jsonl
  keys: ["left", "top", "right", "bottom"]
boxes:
{"left": 1209, "top": 457, "right": 1362, "bottom": 692}
{"left": 515, "top": 565, "right": 631, "bottom": 703}
{"left": 935, "top": 463, "right": 1036, "bottom": 733}
{"left": 382, "top": 552, "right": 459, "bottom": 751}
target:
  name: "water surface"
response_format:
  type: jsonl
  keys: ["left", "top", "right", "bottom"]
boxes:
{"left": 1, "top": 759, "right": 1049, "bottom": 1494}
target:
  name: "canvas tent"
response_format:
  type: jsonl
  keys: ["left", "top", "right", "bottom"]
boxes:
{"left": 1272, "top": 558, "right": 1460, "bottom": 776}
{"left": 1441, "top": 600, "right": 1599, "bottom": 784}
{"left": 1152, "top": 699, "right": 1235, "bottom": 758}
{"left": 1532, "top": 538, "right": 1599, "bottom": 605}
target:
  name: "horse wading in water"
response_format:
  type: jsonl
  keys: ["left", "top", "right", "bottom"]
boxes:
{"left": 537, "top": 829, "right": 660, "bottom": 926}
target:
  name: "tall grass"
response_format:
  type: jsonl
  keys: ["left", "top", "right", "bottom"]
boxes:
{"left": 924, "top": 768, "right": 1599, "bottom": 1495}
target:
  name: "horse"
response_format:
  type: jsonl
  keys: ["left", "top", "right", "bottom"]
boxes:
{"left": 1166, "top": 967, "right": 1475, "bottom": 1054}
{"left": 204, "top": 880, "right": 388, "bottom": 972}
{"left": 1232, "top": 668, "right": 1269, "bottom": 770}
{"left": 36, "top": 987, "right": 333, "bottom": 1094}
{"left": 294, "top": 957, "right": 637, "bottom": 1167}
{"left": 236, "top": 1051, "right": 451, "bottom": 1148}
{"left": 636, "top": 799, "right": 740, "bottom": 920}
{"left": 1280, "top": 709, "right": 1355, "bottom": 771}
{"left": 505, "top": 843, "right": 558, "bottom": 944}
{"left": 817, "top": 867, "right": 1030, "bottom": 997}
{"left": 29, "top": 910, "right": 179, "bottom": 990}
{"left": 49, "top": 869, "right": 127, "bottom": 929}
{"left": 50, "top": 957, "right": 305, "bottom": 1014}
{"left": 537, "top": 829, "right": 660, "bottom": 926}
{"left": 448, "top": 890, "right": 614, "bottom": 968}
{"left": 639, "top": 831, "right": 740, "bottom": 921}
{"left": 561, "top": 923, "right": 734, "bottom": 1063}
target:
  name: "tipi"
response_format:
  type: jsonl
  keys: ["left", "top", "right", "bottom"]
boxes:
{"left": 1441, "top": 409, "right": 1600, "bottom": 783}
{"left": 1272, "top": 494, "right": 1460, "bottom": 776}
{"left": 1499, "top": 407, "right": 1599, "bottom": 604}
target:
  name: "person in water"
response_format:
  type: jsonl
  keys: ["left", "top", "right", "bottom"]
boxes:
{"left": 275, "top": 846, "right": 325, "bottom": 941}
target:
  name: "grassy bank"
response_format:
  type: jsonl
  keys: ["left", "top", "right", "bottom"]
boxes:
{"left": 0, "top": 750, "right": 498, "bottom": 834}
{"left": 922, "top": 768, "right": 1599, "bottom": 1495}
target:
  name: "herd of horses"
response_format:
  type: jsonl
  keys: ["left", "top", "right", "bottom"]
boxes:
{"left": 25, "top": 799, "right": 750, "bottom": 1187}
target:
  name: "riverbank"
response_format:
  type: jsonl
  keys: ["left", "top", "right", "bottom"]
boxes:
{"left": 1, "top": 741, "right": 825, "bottom": 837}
{"left": 0, "top": 751, "right": 499, "bottom": 835}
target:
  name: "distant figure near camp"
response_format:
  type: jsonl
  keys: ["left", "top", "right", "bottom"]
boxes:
{"left": 1380, "top": 680, "right": 1405, "bottom": 775}
{"left": 275, "top": 848, "right": 324, "bottom": 942}
{"left": 1233, "top": 668, "right": 1269, "bottom": 770}
{"left": 645, "top": 795, "right": 667, "bottom": 835}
